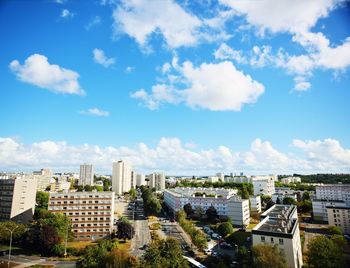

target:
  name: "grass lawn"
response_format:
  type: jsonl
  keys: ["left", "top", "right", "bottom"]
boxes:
{"left": 67, "top": 241, "right": 97, "bottom": 249}
{"left": 225, "top": 231, "right": 251, "bottom": 247}
{"left": 247, "top": 223, "right": 258, "bottom": 230}
{"left": 116, "top": 240, "right": 131, "bottom": 251}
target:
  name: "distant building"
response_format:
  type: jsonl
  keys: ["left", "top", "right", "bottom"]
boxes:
{"left": 326, "top": 205, "right": 350, "bottom": 234}
{"left": 112, "top": 160, "right": 132, "bottom": 195}
{"left": 164, "top": 187, "right": 250, "bottom": 226}
{"left": 216, "top": 172, "right": 225, "bottom": 181}
{"left": 281, "top": 177, "right": 301, "bottom": 184}
{"left": 136, "top": 173, "right": 146, "bottom": 186}
{"left": 252, "top": 176, "right": 275, "bottom": 196}
{"left": 79, "top": 164, "right": 94, "bottom": 186}
{"left": 131, "top": 171, "right": 137, "bottom": 189}
{"left": 48, "top": 191, "right": 115, "bottom": 241}
{"left": 252, "top": 205, "right": 302, "bottom": 268}
{"left": 208, "top": 176, "right": 219, "bottom": 183}
{"left": 249, "top": 195, "right": 262, "bottom": 213}
{"left": 148, "top": 172, "right": 165, "bottom": 191}
{"left": 0, "top": 177, "right": 37, "bottom": 223}
{"left": 50, "top": 181, "right": 71, "bottom": 192}
{"left": 224, "top": 176, "right": 251, "bottom": 183}
{"left": 33, "top": 168, "right": 52, "bottom": 191}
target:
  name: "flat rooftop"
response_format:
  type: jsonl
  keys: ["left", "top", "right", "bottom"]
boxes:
{"left": 165, "top": 187, "right": 238, "bottom": 199}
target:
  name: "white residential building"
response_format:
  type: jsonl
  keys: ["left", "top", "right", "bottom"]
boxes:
{"left": 224, "top": 176, "right": 251, "bottom": 183}
{"left": 272, "top": 193, "right": 297, "bottom": 204}
{"left": 79, "top": 164, "right": 94, "bottom": 186}
{"left": 112, "top": 160, "right": 132, "bottom": 195}
{"left": 326, "top": 205, "right": 350, "bottom": 234}
{"left": 281, "top": 177, "right": 301, "bottom": 184}
{"left": 50, "top": 181, "right": 71, "bottom": 192}
{"left": 33, "top": 169, "right": 53, "bottom": 191}
{"left": 136, "top": 173, "right": 146, "bottom": 186}
{"left": 164, "top": 187, "right": 250, "bottom": 226}
{"left": 131, "top": 171, "right": 136, "bottom": 189}
{"left": 208, "top": 176, "right": 219, "bottom": 183}
{"left": 48, "top": 191, "right": 115, "bottom": 241}
{"left": 252, "top": 176, "right": 275, "bottom": 196}
{"left": 312, "top": 184, "right": 350, "bottom": 222}
{"left": 216, "top": 173, "right": 225, "bottom": 181}
{"left": 252, "top": 205, "right": 302, "bottom": 268}
{"left": 148, "top": 172, "right": 166, "bottom": 191}
{"left": 249, "top": 195, "right": 262, "bottom": 213}
{"left": 0, "top": 177, "right": 38, "bottom": 223}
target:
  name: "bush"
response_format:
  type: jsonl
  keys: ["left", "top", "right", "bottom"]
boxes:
{"left": 217, "top": 222, "right": 234, "bottom": 237}
{"left": 150, "top": 222, "right": 161, "bottom": 230}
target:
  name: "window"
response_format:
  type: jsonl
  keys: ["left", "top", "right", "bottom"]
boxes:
{"left": 279, "top": 239, "right": 283, "bottom": 245}
{"left": 261, "top": 236, "right": 265, "bottom": 242}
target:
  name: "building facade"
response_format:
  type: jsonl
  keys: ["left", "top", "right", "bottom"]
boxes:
{"left": 0, "top": 177, "right": 37, "bottom": 223}
{"left": 48, "top": 191, "right": 115, "bottom": 241}
{"left": 281, "top": 177, "right": 301, "bottom": 184}
{"left": 249, "top": 195, "right": 262, "bottom": 213}
{"left": 164, "top": 188, "right": 250, "bottom": 226}
{"left": 252, "top": 176, "right": 276, "bottom": 196}
{"left": 252, "top": 205, "right": 302, "bottom": 268}
{"left": 79, "top": 164, "right": 94, "bottom": 186}
{"left": 148, "top": 172, "right": 166, "bottom": 191}
{"left": 136, "top": 173, "right": 146, "bottom": 186}
{"left": 326, "top": 205, "right": 350, "bottom": 234}
{"left": 112, "top": 161, "right": 132, "bottom": 195}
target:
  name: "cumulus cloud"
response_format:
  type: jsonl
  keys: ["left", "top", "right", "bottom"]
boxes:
{"left": 213, "top": 43, "right": 247, "bottom": 64}
{"left": 79, "top": 108, "right": 110, "bottom": 117}
{"left": 93, "top": 48, "right": 115, "bottom": 68}
{"left": 85, "top": 16, "right": 101, "bottom": 31}
{"left": 61, "top": 9, "right": 74, "bottom": 19}
{"left": 1, "top": 137, "right": 349, "bottom": 174}
{"left": 9, "top": 54, "right": 85, "bottom": 95}
{"left": 132, "top": 58, "right": 264, "bottom": 111}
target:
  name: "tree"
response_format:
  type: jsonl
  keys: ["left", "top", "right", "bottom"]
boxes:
{"left": 282, "top": 197, "right": 296, "bottom": 205}
{"left": 129, "top": 188, "right": 137, "bottom": 200}
{"left": 330, "top": 234, "right": 347, "bottom": 250}
{"left": 104, "top": 248, "right": 138, "bottom": 268}
{"left": 276, "top": 197, "right": 282, "bottom": 204}
{"left": 206, "top": 206, "right": 218, "bottom": 221}
{"left": 141, "top": 237, "right": 189, "bottom": 268}
{"left": 241, "top": 185, "right": 250, "bottom": 199}
{"left": 327, "top": 226, "right": 343, "bottom": 235}
{"left": 217, "top": 222, "right": 234, "bottom": 237}
{"left": 302, "top": 191, "right": 310, "bottom": 201}
{"left": 297, "top": 200, "right": 312, "bottom": 213}
{"left": 117, "top": 217, "right": 134, "bottom": 240}
{"left": 252, "top": 244, "right": 286, "bottom": 268}
{"left": 0, "top": 221, "right": 26, "bottom": 242}
{"left": 183, "top": 203, "right": 194, "bottom": 216}
{"left": 237, "top": 246, "right": 252, "bottom": 268}
{"left": 307, "top": 235, "right": 344, "bottom": 268}
{"left": 36, "top": 191, "right": 49, "bottom": 210}
{"left": 146, "top": 197, "right": 161, "bottom": 215}
{"left": 194, "top": 206, "right": 204, "bottom": 219}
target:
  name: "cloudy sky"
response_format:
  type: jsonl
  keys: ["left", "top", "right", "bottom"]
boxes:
{"left": 1, "top": 0, "right": 350, "bottom": 175}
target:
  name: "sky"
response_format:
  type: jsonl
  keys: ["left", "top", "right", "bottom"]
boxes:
{"left": 0, "top": 0, "right": 350, "bottom": 175}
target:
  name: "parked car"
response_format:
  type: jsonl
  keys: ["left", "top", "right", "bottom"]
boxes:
{"left": 206, "top": 235, "right": 211, "bottom": 241}
{"left": 211, "top": 233, "right": 220, "bottom": 239}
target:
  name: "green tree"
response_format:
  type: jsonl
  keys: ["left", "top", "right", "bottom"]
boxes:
{"left": 104, "top": 248, "right": 138, "bottom": 268}
{"left": 129, "top": 188, "right": 137, "bottom": 200}
{"left": 252, "top": 244, "right": 287, "bottom": 268}
{"left": 307, "top": 235, "right": 344, "bottom": 268}
{"left": 302, "top": 191, "right": 310, "bottom": 201}
{"left": 183, "top": 203, "right": 194, "bottom": 216}
{"left": 206, "top": 206, "right": 218, "bottom": 221}
{"left": 117, "top": 217, "right": 134, "bottom": 240}
{"left": 330, "top": 234, "right": 347, "bottom": 250}
{"left": 141, "top": 237, "right": 189, "bottom": 268}
{"left": 0, "top": 221, "right": 26, "bottom": 242}
{"left": 217, "top": 222, "right": 234, "bottom": 237}
{"left": 327, "top": 226, "right": 343, "bottom": 235}
{"left": 146, "top": 197, "right": 161, "bottom": 215}
{"left": 282, "top": 197, "right": 296, "bottom": 205}
{"left": 237, "top": 246, "right": 252, "bottom": 268}
{"left": 36, "top": 191, "right": 49, "bottom": 210}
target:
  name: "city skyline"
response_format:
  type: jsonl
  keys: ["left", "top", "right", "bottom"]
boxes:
{"left": 1, "top": 0, "right": 350, "bottom": 174}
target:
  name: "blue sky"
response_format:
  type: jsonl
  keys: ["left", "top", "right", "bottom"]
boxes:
{"left": 1, "top": 0, "right": 350, "bottom": 175}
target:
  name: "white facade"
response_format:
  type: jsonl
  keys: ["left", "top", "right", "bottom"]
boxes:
{"left": 164, "top": 188, "right": 250, "bottom": 226}
{"left": 131, "top": 171, "right": 136, "bottom": 189}
{"left": 249, "top": 195, "right": 262, "bottom": 213}
{"left": 48, "top": 191, "right": 115, "bottom": 241}
{"left": 326, "top": 205, "right": 350, "bottom": 234}
{"left": 136, "top": 173, "right": 146, "bottom": 186}
{"left": 0, "top": 177, "right": 38, "bottom": 223}
{"left": 252, "top": 205, "right": 302, "bottom": 268}
{"left": 208, "top": 176, "right": 219, "bottom": 183}
{"left": 148, "top": 172, "right": 166, "bottom": 191}
{"left": 50, "top": 181, "right": 71, "bottom": 192}
{"left": 216, "top": 173, "right": 225, "bottom": 181}
{"left": 281, "top": 177, "right": 301, "bottom": 184}
{"left": 272, "top": 193, "right": 297, "bottom": 204}
{"left": 224, "top": 176, "right": 251, "bottom": 183}
{"left": 112, "top": 160, "right": 132, "bottom": 195}
{"left": 252, "top": 176, "right": 275, "bottom": 196}
{"left": 79, "top": 164, "right": 94, "bottom": 186}
{"left": 312, "top": 199, "right": 346, "bottom": 221}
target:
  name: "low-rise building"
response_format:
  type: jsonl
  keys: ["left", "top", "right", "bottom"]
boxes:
{"left": 326, "top": 205, "right": 350, "bottom": 234}
{"left": 249, "top": 195, "right": 262, "bottom": 213}
{"left": 252, "top": 205, "right": 302, "bottom": 268}
{"left": 224, "top": 176, "right": 251, "bottom": 183}
{"left": 280, "top": 177, "right": 301, "bottom": 184}
{"left": 164, "top": 187, "right": 250, "bottom": 226}
{"left": 48, "top": 191, "right": 115, "bottom": 241}
{"left": 0, "top": 177, "right": 37, "bottom": 223}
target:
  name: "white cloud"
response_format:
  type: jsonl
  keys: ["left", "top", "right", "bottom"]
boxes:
{"left": 132, "top": 59, "right": 264, "bottom": 111}
{"left": 9, "top": 54, "right": 85, "bottom": 96}
{"left": 125, "top": 66, "right": 135, "bottom": 73}
{"left": 85, "top": 16, "right": 101, "bottom": 31}
{"left": 293, "top": 77, "right": 311, "bottom": 91}
{"left": 213, "top": 43, "right": 246, "bottom": 64}
{"left": 1, "top": 137, "right": 349, "bottom": 174}
{"left": 93, "top": 48, "right": 115, "bottom": 68}
{"left": 61, "top": 9, "right": 74, "bottom": 19}
{"left": 79, "top": 108, "right": 110, "bottom": 117}
{"left": 54, "top": 0, "right": 67, "bottom": 4}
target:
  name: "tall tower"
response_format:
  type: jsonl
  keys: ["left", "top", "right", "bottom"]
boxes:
{"left": 112, "top": 161, "right": 132, "bottom": 195}
{"left": 79, "top": 164, "right": 94, "bottom": 186}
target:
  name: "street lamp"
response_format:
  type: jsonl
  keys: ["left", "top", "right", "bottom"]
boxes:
{"left": 4, "top": 225, "right": 18, "bottom": 268}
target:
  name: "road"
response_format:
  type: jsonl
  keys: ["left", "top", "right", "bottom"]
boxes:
{"left": 0, "top": 255, "right": 76, "bottom": 268}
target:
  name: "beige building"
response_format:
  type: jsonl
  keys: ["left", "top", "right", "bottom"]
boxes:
{"left": 326, "top": 205, "right": 350, "bottom": 234}
{"left": 32, "top": 169, "right": 52, "bottom": 191}
{"left": 79, "top": 164, "right": 94, "bottom": 186}
{"left": 48, "top": 191, "right": 115, "bottom": 241}
{"left": 148, "top": 172, "right": 165, "bottom": 191}
{"left": 252, "top": 176, "right": 276, "bottom": 196}
{"left": 112, "top": 161, "right": 132, "bottom": 195}
{"left": 0, "top": 177, "right": 37, "bottom": 223}
{"left": 252, "top": 205, "right": 302, "bottom": 268}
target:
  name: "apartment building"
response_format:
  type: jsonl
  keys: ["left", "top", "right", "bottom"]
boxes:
{"left": 50, "top": 181, "right": 71, "bottom": 192}
{"left": 48, "top": 191, "right": 115, "bottom": 241}
{"left": 252, "top": 176, "right": 275, "bottom": 196}
{"left": 79, "top": 164, "right": 94, "bottom": 186}
{"left": 252, "top": 205, "right": 302, "bottom": 268}
{"left": 112, "top": 160, "right": 132, "bottom": 195}
{"left": 148, "top": 172, "right": 166, "bottom": 191}
{"left": 326, "top": 205, "right": 350, "bottom": 234}
{"left": 136, "top": 173, "right": 146, "bottom": 186}
{"left": 32, "top": 169, "right": 52, "bottom": 191}
{"left": 249, "top": 195, "right": 262, "bottom": 213}
{"left": 224, "top": 176, "right": 251, "bottom": 183}
{"left": 281, "top": 177, "right": 301, "bottom": 184}
{"left": 164, "top": 187, "right": 250, "bottom": 226}
{"left": 0, "top": 177, "right": 37, "bottom": 223}
{"left": 312, "top": 184, "right": 350, "bottom": 222}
